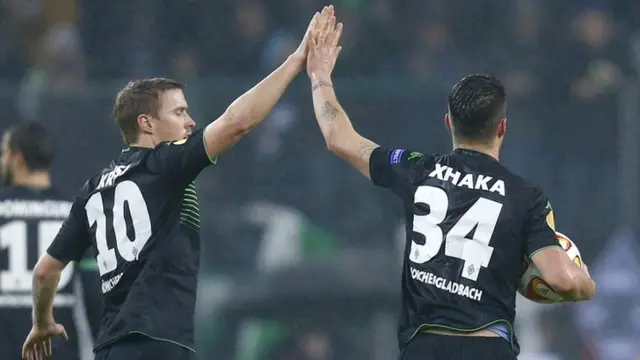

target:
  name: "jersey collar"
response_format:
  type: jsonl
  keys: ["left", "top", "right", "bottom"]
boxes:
{"left": 453, "top": 148, "right": 499, "bottom": 162}
{"left": 121, "top": 146, "right": 150, "bottom": 153}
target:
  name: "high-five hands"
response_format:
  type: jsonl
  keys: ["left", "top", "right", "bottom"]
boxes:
{"left": 306, "top": 5, "right": 343, "bottom": 79}
{"left": 291, "top": 5, "right": 339, "bottom": 71}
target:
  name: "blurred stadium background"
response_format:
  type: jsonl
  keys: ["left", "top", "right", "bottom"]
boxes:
{"left": 1, "top": 0, "right": 640, "bottom": 359}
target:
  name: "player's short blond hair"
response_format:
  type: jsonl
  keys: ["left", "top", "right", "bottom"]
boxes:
{"left": 113, "top": 78, "right": 184, "bottom": 145}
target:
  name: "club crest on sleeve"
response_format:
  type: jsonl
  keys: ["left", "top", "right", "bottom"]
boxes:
{"left": 390, "top": 149, "right": 405, "bottom": 164}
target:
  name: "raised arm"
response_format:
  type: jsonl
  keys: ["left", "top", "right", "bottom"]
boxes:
{"left": 306, "top": 7, "right": 378, "bottom": 178}
{"left": 202, "top": 8, "right": 329, "bottom": 159}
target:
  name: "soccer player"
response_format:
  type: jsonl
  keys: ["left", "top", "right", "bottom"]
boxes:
{"left": 0, "top": 122, "right": 102, "bottom": 360}
{"left": 305, "top": 13, "right": 596, "bottom": 360}
{"left": 20, "top": 7, "right": 334, "bottom": 360}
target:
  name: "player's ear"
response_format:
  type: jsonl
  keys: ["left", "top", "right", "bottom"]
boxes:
{"left": 444, "top": 113, "right": 452, "bottom": 131}
{"left": 137, "top": 114, "right": 154, "bottom": 135}
{"left": 497, "top": 118, "right": 507, "bottom": 138}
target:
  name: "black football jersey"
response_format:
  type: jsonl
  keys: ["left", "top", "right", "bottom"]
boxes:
{"left": 47, "top": 129, "right": 216, "bottom": 353}
{"left": 369, "top": 147, "right": 559, "bottom": 354}
{"left": 0, "top": 186, "right": 101, "bottom": 360}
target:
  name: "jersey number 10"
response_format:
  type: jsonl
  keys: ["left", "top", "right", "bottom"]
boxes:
{"left": 411, "top": 185, "right": 503, "bottom": 281}
{"left": 86, "top": 181, "right": 152, "bottom": 276}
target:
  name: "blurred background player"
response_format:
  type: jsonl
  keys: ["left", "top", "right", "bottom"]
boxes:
{"left": 305, "top": 11, "right": 595, "bottom": 360}
{"left": 20, "top": 7, "right": 333, "bottom": 360}
{"left": 0, "top": 122, "right": 102, "bottom": 360}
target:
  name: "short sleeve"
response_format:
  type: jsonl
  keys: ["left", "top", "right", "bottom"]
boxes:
{"left": 150, "top": 128, "right": 216, "bottom": 185}
{"left": 369, "top": 147, "right": 427, "bottom": 194}
{"left": 47, "top": 199, "right": 91, "bottom": 263}
{"left": 523, "top": 188, "right": 561, "bottom": 258}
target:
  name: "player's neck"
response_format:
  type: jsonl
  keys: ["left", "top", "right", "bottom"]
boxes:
{"left": 453, "top": 143, "right": 500, "bottom": 161}
{"left": 129, "top": 134, "right": 161, "bottom": 149}
{"left": 11, "top": 170, "right": 51, "bottom": 189}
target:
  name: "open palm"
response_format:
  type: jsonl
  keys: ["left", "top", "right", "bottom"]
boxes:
{"left": 306, "top": 6, "right": 343, "bottom": 78}
{"left": 22, "top": 322, "right": 68, "bottom": 360}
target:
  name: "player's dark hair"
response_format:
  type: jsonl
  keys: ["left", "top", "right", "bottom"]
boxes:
{"left": 447, "top": 74, "right": 506, "bottom": 142}
{"left": 113, "top": 77, "right": 185, "bottom": 145}
{"left": 6, "top": 122, "right": 56, "bottom": 171}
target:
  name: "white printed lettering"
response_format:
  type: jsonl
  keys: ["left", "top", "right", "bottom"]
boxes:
{"left": 443, "top": 167, "right": 461, "bottom": 185}
{"left": 429, "top": 163, "right": 447, "bottom": 180}
{"left": 427, "top": 164, "right": 506, "bottom": 197}
{"left": 97, "top": 165, "right": 131, "bottom": 190}
{"left": 410, "top": 267, "right": 484, "bottom": 302}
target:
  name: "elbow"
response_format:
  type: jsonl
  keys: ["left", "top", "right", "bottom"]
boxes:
{"left": 325, "top": 136, "right": 346, "bottom": 156}
{"left": 33, "top": 262, "right": 54, "bottom": 283}
{"left": 323, "top": 127, "right": 347, "bottom": 154}
{"left": 221, "top": 108, "right": 252, "bottom": 135}
{"left": 33, "top": 256, "right": 62, "bottom": 284}
{"left": 325, "top": 134, "right": 340, "bottom": 153}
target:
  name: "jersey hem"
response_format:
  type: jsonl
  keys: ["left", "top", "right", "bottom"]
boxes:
{"left": 408, "top": 319, "right": 516, "bottom": 351}
{"left": 45, "top": 249, "right": 75, "bottom": 264}
{"left": 93, "top": 331, "right": 196, "bottom": 354}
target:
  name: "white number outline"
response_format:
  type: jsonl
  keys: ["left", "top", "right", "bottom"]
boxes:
{"left": 86, "top": 180, "right": 152, "bottom": 276}
{"left": 410, "top": 185, "right": 503, "bottom": 281}
{"left": 0, "top": 220, "right": 73, "bottom": 292}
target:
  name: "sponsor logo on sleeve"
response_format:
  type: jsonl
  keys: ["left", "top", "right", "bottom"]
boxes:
{"left": 389, "top": 149, "right": 405, "bottom": 164}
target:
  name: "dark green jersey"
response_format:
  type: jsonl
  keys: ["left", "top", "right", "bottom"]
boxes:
{"left": 369, "top": 147, "right": 559, "bottom": 354}
{"left": 48, "top": 129, "right": 215, "bottom": 353}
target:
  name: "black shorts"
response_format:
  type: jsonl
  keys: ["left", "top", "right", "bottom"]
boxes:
{"left": 399, "top": 333, "right": 517, "bottom": 360}
{"left": 94, "top": 334, "right": 196, "bottom": 360}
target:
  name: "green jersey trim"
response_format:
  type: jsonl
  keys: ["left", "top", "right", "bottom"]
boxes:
{"left": 94, "top": 331, "right": 196, "bottom": 354}
{"left": 128, "top": 331, "right": 196, "bottom": 353}
{"left": 410, "top": 319, "right": 515, "bottom": 350}
{"left": 202, "top": 131, "right": 217, "bottom": 164}
{"left": 180, "top": 183, "right": 201, "bottom": 231}
{"left": 78, "top": 259, "right": 99, "bottom": 270}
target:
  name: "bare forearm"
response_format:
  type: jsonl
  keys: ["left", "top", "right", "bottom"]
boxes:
{"left": 226, "top": 56, "right": 303, "bottom": 131}
{"left": 32, "top": 272, "right": 60, "bottom": 326}
{"left": 310, "top": 74, "right": 378, "bottom": 177}
{"left": 310, "top": 75, "right": 354, "bottom": 145}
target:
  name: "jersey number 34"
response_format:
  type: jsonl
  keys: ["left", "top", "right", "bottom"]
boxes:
{"left": 411, "top": 185, "right": 503, "bottom": 281}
